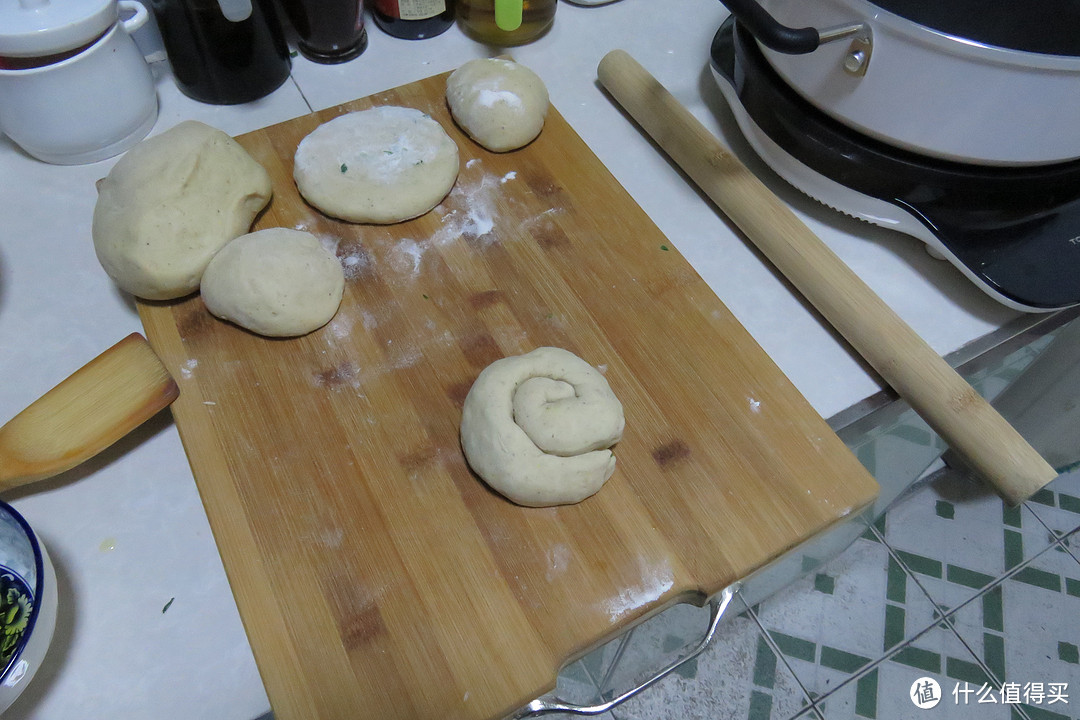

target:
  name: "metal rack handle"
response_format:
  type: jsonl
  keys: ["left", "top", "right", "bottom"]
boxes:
{"left": 509, "top": 584, "right": 740, "bottom": 718}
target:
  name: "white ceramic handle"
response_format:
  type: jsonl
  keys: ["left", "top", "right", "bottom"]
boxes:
{"left": 217, "top": 0, "right": 253, "bottom": 22}
{"left": 119, "top": 0, "right": 149, "bottom": 33}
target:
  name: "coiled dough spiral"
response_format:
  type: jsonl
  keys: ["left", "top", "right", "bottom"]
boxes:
{"left": 460, "top": 347, "right": 625, "bottom": 507}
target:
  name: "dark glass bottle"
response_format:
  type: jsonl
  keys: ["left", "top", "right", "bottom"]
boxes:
{"left": 279, "top": 0, "right": 368, "bottom": 63}
{"left": 150, "top": 0, "right": 292, "bottom": 104}
{"left": 373, "top": 0, "right": 455, "bottom": 40}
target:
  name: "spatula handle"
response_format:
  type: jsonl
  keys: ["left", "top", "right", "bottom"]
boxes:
{"left": 597, "top": 49, "right": 1057, "bottom": 505}
{"left": 0, "top": 333, "right": 179, "bottom": 492}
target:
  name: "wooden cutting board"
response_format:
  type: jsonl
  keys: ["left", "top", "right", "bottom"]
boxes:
{"left": 137, "top": 69, "right": 878, "bottom": 720}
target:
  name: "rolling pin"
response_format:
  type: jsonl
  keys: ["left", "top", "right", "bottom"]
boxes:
{"left": 597, "top": 49, "right": 1057, "bottom": 505}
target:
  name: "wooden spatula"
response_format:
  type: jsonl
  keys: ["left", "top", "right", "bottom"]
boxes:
{"left": 0, "top": 333, "right": 180, "bottom": 493}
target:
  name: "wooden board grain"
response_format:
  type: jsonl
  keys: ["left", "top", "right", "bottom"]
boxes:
{"left": 137, "top": 70, "right": 878, "bottom": 720}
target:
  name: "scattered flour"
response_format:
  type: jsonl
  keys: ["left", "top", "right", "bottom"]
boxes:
{"left": 180, "top": 358, "right": 197, "bottom": 379}
{"left": 388, "top": 238, "right": 423, "bottom": 276}
{"left": 318, "top": 233, "right": 338, "bottom": 250}
{"left": 439, "top": 172, "right": 498, "bottom": 239}
{"left": 339, "top": 249, "right": 369, "bottom": 281}
{"left": 477, "top": 88, "right": 524, "bottom": 109}
{"left": 377, "top": 166, "right": 508, "bottom": 282}
{"left": 386, "top": 342, "right": 422, "bottom": 372}
{"left": 520, "top": 206, "right": 565, "bottom": 231}
{"left": 312, "top": 361, "right": 362, "bottom": 390}
{"left": 326, "top": 313, "right": 354, "bottom": 341}
{"left": 603, "top": 561, "right": 674, "bottom": 622}
{"left": 328, "top": 162, "right": 558, "bottom": 288}
{"left": 545, "top": 544, "right": 572, "bottom": 582}
{"left": 305, "top": 161, "right": 562, "bottom": 373}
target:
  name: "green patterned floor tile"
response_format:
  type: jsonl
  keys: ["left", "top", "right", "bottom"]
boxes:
{"left": 748, "top": 466, "right": 1080, "bottom": 720}
{"left": 944, "top": 541, "right": 1080, "bottom": 720}
{"left": 879, "top": 468, "right": 1059, "bottom": 614}
{"left": 611, "top": 596, "right": 813, "bottom": 720}
{"left": 813, "top": 623, "right": 1015, "bottom": 720}
{"left": 1026, "top": 467, "right": 1080, "bottom": 547}
{"left": 752, "top": 535, "right": 940, "bottom": 699}
{"left": 1022, "top": 704, "right": 1076, "bottom": 720}
{"left": 789, "top": 703, "right": 828, "bottom": 720}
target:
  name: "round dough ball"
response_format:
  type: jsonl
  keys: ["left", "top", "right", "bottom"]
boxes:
{"left": 446, "top": 58, "right": 549, "bottom": 152}
{"left": 460, "top": 347, "right": 624, "bottom": 507}
{"left": 200, "top": 228, "right": 345, "bottom": 338}
{"left": 92, "top": 120, "right": 273, "bottom": 300}
{"left": 293, "top": 106, "right": 459, "bottom": 224}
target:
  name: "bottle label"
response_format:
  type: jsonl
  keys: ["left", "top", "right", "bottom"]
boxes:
{"left": 375, "top": 0, "right": 447, "bottom": 20}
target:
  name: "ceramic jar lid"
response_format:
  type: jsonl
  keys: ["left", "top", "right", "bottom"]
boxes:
{"left": 0, "top": 0, "right": 119, "bottom": 58}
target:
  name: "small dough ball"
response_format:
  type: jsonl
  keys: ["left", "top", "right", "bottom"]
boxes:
{"left": 200, "top": 228, "right": 345, "bottom": 338}
{"left": 92, "top": 120, "right": 273, "bottom": 300}
{"left": 293, "top": 106, "right": 459, "bottom": 224}
{"left": 460, "top": 347, "right": 624, "bottom": 507}
{"left": 446, "top": 58, "right": 549, "bottom": 152}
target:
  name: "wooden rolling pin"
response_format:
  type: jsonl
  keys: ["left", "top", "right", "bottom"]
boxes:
{"left": 597, "top": 49, "right": 1057, "bottom": 505}
{"left": 0, "top": 333, "right": 179, "bottom": 492}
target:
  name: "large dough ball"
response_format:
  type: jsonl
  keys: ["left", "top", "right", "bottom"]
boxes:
{"left": 200, "top": 228, "right": 345, "bottom": 338}
{"left": 460, "top": 347, "right": 624, "bottom": 507}
{"left": 446, "top": 58, "right": 549, "bottom": 152}
{"left": 293, "top": 106, "right": 459, "bottom": 224}
{"left": 92, "top": 120, "right": 273, "bottom": 300}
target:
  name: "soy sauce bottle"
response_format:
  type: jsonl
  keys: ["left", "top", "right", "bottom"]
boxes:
{"left": 373, "top": 0, "right": 455, "bottom": 39}
{"left": 151, "top": 0, "right": 291, "bottom": 104}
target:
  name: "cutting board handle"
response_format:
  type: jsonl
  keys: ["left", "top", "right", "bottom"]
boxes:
{"left": 596, "top": 49, "right": 1057, "bottom": 505}
{"left": 510, "top": 585, "right": 739, "bottom": 718}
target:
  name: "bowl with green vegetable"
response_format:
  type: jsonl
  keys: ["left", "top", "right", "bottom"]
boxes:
{"left": 0, "top": 500, "right": 57, "bottom": 713}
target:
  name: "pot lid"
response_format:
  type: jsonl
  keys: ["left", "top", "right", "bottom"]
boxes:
{"left": 872, "top": 0, "right": 1080, "bottom": 57}
{"left": 0, "top": 0, "right": 119, "bottom": 58}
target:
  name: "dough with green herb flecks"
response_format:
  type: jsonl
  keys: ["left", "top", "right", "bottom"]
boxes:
{"left": 293, "top": 106, "right": 459, "bottom": 224}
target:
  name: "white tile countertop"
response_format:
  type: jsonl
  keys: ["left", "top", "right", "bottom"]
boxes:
{"left": 0, "top": 1, "right": 1023, "bottom": 718}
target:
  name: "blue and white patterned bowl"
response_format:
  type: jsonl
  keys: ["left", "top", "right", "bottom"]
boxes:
{"left": 0, "top": 500, "right": 57, "bottom": 713}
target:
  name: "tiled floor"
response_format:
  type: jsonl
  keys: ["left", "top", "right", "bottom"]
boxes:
{"left": 538, "top": 321, "right": 1080, "bottom": 720}
{"left": 544, "top": 467, "right": 1080, "bottom": 720}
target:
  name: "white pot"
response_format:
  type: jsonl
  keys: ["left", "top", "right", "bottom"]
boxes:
{"left": 733, "top": 0, "right": 1080, "bottom": 167}
{"left": 0, "top": 0, "right": 158, "bottom": 165}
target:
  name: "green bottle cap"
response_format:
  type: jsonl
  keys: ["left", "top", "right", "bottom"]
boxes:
{"left": 494, "top": 0, "right": 523, "bottom": 31}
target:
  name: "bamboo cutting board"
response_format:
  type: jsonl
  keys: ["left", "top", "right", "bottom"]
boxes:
{"left": 138, "top": 69, "right": 878, "bottom": 720}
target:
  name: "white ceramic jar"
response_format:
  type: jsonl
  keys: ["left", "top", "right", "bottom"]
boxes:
{"left": 0, "top": 0, "right": 159, "bottom": 165}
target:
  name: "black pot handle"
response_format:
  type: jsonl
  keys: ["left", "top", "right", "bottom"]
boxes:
{"left": 718, "top": 0, "right": 820, "bottom": 54}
